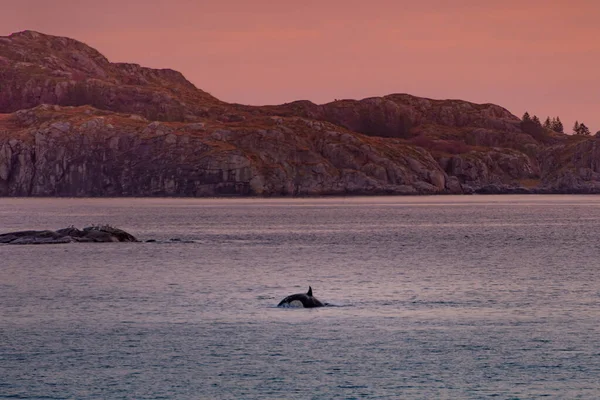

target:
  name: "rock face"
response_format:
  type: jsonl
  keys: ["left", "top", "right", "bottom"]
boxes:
{"left": 266, "top": 94, "right": 522, "bottom": 139}
{"left": 0, "top": 105, "right": 450, "bottom": 196}
{"left": 0, "top": 225, "right": 137, "bottom": 244}
{"left": 1, "top": 30, "right": 599, "bottom": 196}
{"left": 0, "top": 30, "right": 223, "bottom": 121}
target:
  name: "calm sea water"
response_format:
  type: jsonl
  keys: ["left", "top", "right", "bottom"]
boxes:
{"left": 1, "top": 196, "right": 599, "bottom": 399}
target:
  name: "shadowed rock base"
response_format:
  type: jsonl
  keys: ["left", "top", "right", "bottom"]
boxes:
{"left": 0, "top": 225, "right": 137, "bottom": 244}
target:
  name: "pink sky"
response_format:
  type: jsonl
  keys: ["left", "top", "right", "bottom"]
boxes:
{"left": 2, "top": 0, "right": 599, "bottom": 132}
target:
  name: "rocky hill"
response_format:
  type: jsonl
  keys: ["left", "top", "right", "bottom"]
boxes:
{"left": 1, "top": 30, "right": 599, "bottom": 196}
{"left": 0, "top": 30, "right": 224, "bottom": 121}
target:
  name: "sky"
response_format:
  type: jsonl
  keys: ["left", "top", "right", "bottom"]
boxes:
{"left": 1, "top": 0, "right": 599, "bottom": 132}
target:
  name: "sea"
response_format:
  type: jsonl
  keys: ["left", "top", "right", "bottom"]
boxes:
{"left": 1, "top": 195, "right": 599, "bottom": 399}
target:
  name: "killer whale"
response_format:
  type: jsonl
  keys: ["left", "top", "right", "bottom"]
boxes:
{"left": 277, "top": 286, "right": 324, "bottom": 308}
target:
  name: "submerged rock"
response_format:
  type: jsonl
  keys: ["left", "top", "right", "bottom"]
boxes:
{"left": 0, "top": 225, "right": 137, "bottom": 244}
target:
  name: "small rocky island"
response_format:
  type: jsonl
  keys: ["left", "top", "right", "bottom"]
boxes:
{"left": 0, "top": 225, "right": 137, "bottom": 245}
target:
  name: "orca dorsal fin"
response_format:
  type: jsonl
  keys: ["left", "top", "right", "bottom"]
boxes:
{"left": 307, "top": 286, "right": 313, "bottom": 296}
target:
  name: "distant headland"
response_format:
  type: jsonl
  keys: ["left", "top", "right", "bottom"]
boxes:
{"left": 1, "top": 30, "right": 600, "bottom": 197}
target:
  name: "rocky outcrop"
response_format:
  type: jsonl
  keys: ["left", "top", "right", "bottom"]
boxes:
{"left": 0, "top": 105, "right": 455, "bottom": 196}
{"left": 1, "top": 30, "right": 600, "bottom": 196}
{"left": 265, "top": 94, "right": 522, "bottom": 139}
{"left": 537, "top": 137, "right": 600, "bottom": 193}
{"left": 0, "top": 30, "right": 224, "bottom": 122}
{"left": 0, "top": 225, "right": 137, "bottom": 244}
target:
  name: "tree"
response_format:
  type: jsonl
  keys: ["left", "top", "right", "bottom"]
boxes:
{"left": 579, "top": 123, "right": 591, "bottom": 135}
{"left": 543, "top": 117, "right": 551, "bottom": 129}
{"left": 522, "top": 112, "right": 531, "bottom": 122}
{"left": 573, "top": 121, "right": 591, "bottom": 135}
{"left": 551, "top": 117, "right": 564, "bottom": 133}
{"left": 521, "top": 114, "right": 550, "bottom": 142}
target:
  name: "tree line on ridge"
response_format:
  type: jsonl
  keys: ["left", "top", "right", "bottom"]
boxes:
{"left": 522, "top": 112, "right": 596, "bottom": 136}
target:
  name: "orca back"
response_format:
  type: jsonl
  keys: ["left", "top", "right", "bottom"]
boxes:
{"left": 278, "top": 287, "right": 324, "bottom": 308}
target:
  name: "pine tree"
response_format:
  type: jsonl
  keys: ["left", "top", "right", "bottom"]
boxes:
{"left": 543, "top": 117, "right": 551, "bottom": 129}
{"left": 579, "top": 123, "right": 591, "bottom": 135}
{"left": 520, "top": 112, "right": 546, "bottom": 138}
{"left": 573, "top": 121, "right": 591, "bottom": 135}
{"left": 552, "top": 117, "right": 564, "bottom": 133}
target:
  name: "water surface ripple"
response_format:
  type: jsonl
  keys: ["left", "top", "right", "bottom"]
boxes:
{"left": 1, "top": 196, "right": 599, "bottom": 399}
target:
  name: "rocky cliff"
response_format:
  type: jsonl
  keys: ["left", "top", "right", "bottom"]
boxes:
{"left": 1, "top": 30, "right": 598, "bottom": 196}
{"left": 0, "top": 104, "right": 451, "bottom": 196}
